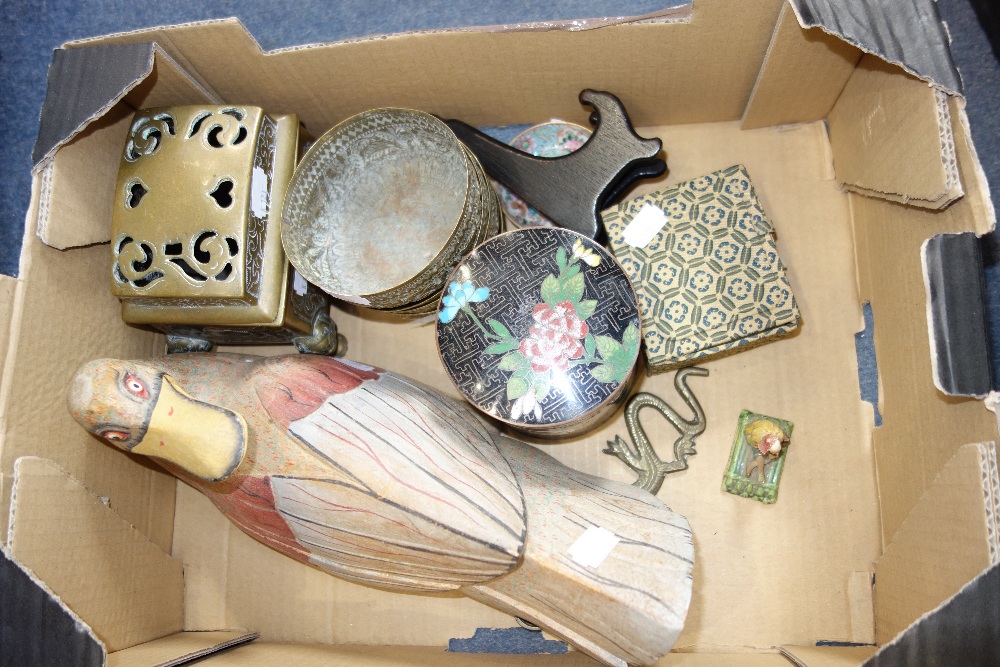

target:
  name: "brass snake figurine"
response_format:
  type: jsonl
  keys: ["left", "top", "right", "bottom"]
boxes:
{"left": 604, "top": 367, "right": 708, "bottom": 494}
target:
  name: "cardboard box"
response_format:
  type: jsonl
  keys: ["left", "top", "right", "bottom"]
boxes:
{"left": 3, "top": 0, "right": 999, "bottom": 664}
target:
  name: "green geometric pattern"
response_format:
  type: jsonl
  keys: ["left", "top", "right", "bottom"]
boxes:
{"left": 602, "top": 164, "right": 800, "bottom": 373}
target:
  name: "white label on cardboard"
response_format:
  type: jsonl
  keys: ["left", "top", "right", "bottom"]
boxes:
{"left": 622, "top": 203, "right": 667, "bottom": 248}
{"left": 292, "top": 270, "right": 309, "bottom": 296}
{"left": 250, "top": 166, "right": 270, "bottom": 218}
{"left": 567, "top": 526, "right": 620, "bottom": 568}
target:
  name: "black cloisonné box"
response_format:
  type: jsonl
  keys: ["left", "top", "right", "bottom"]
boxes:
{"left": 436, "top": 228, "right": 641, "bottom": 438}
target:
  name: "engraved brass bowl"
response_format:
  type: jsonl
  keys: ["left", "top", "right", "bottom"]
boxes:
{"left": 281, "top": 108, "right": 501, "bottom": 313}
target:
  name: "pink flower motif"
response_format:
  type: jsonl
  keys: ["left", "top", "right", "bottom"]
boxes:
{"left": 519, "top": 301, "right": 589, "bottom": 373}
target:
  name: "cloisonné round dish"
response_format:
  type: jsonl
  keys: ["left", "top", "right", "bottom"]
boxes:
{"left": 435, "top": 227, "right": 641, "bottom": 438}
{"left": 281, "top": 107, "right": 499, "bottom": 311}
{"left": 493, "top": 121, "right": 591, "bottom": 230}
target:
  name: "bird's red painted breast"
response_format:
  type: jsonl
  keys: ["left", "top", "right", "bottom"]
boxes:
{"left": 250, "top": 356, "right": 528, "bottom": 592}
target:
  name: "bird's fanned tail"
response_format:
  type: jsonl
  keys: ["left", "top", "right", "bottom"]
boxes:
{"left": 465, "top": 436, "right": 694, "bottom": 667}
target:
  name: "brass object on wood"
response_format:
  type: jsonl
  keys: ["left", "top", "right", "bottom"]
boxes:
{"left": 111, "top": 105, "right": 343, "bottom": 355}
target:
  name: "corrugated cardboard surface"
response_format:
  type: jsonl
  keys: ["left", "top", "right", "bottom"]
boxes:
{"left": 65, "top": 0, "right": 785, "bottom": 132}
{"left": 1, "top": 543, "right": 105, "bottom": 667}
{"left": 873, "top": 443, "right": 998, "bottom": 644}
{"left": 37, "top": 46, "right": 215, "bottom": 250}
{"left": 7, "top": 457, "right": 184, "bottom": 652}
{"left": 742, "top": 4, "right": 861, "bottom": 130}
{"left": 107, "top": 630, "right": 258, "bottom": 667}
{"left": 849, "top": 96, "right": 998, "bottom": 548}
{"left": 7, "top": 0, "right": 999, "bottom": 661}
{"left": 0, "top": 170, "right": 172, "bottom": 548}
{"left": 194, "top": 643, "right": 795, "bottom": 666}
{"left": 781, "top": 645, "right": 876, "bottom": 667}
{"left": 788, "top": 0, "right": 962, "bottom": 95}
{"left": 172, "top": 118, "right": 880, "bottom": 652}
{"left": 863, "top": 560, "right": 1000, "bottom": 667}
{"left": 828, "top": 55, "right": 954, "bottom": 206}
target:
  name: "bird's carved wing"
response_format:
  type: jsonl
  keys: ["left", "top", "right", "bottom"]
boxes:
{"left": 255, "top": 358, "right": 527, "bottom": 592}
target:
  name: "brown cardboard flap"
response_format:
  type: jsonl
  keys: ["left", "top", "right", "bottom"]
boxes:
{"left": 59, "top": 1, "right": 787, "bottom": 133}
{"left": 0, "top": 170, "right": 171, "bottom": 549}
{"left": 850, "top": 91, "right": 998, "bottom": 548}
{"left": 873, "top": 443, "right": 998, "bottom": 645}
{"left": 742, "top": 4, "right": 861, "bottom": 130}
{"left": 108, "top": 630, "right": 259, "bottom": 667}
{"left": 191, "top": 643, "right": 794, "bottom": 665}
{"left": 864, "top": 560, "right": 1000, "bottom": 666}
{"left": 1, "top": 543, "right": 106, "bottom": 666}
{"left": 37, "top": 46, "right": 215, "bottom": 250}
{"left": 10, "top": 3, "right": 996, "bottom": 658}
{"left": 788, "top": 0, "right": 961, "bottom": 95}
{"left": 191, "top": 120, "right": 879, "bottom": 652}
{"left": 7, "top": 457, "right": 184, "bottom": 652}
{"left": 662, "top": 656, "right": 792, "bottom": 666}
{"left": 828, "top": 54, "right": 959, "bottom": 208}
{"left": 0, "top": 274, "right": 19, "bottom": 380}
{"left": 780, "top": 645, "right": 876, "bottom": 667}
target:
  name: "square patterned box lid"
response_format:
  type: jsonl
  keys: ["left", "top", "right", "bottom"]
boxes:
{"left": 602, "top": 164, "right": 800, "bottom": 372}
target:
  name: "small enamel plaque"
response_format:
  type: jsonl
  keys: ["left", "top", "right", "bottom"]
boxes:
{"left": 722, "top": 409, "right": 793, "bottom": 504}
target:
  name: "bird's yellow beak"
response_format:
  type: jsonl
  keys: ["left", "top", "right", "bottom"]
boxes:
{"left": 131, "top": 375, "right": 247, "bottom": 482}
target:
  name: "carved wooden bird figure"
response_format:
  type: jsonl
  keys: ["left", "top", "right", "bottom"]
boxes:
{"left": 68, "top": 353, "right": 693, "bottom": 667}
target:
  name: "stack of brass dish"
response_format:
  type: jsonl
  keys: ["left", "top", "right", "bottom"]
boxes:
{"left": 281, "top": 108, "right": 502, "bottom": 318}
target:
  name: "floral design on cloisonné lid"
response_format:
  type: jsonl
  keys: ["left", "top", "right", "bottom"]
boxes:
{"left": 493, "top": 122, "right": 592, "bottom": 229}
{"left": 436, "top": 228, "right": 641, "bottom": 438}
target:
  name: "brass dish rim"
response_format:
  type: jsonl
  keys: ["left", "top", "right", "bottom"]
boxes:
{"left": 281, "top": 107, "right": 492, "bottom": 307}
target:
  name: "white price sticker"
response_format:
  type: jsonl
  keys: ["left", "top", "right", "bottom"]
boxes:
{"left": 622, "top": 203, "right": 668, "bottom": 248}
{"left": 292, "top": 271, "right": 309, "bottom": 296}
{"left": 567, "top": 526, "right": 620, "bottom": 568}
{"left": 250, "top": 166, "right": 270, "bottom": 218}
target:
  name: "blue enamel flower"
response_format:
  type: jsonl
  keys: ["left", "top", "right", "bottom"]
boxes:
{"left": 438, "top": 280, "right": 490, "bottom": 323}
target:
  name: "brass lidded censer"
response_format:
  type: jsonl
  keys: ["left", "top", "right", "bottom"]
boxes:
{"left": 111, "top": 105, "right": 343, "bottom": 355}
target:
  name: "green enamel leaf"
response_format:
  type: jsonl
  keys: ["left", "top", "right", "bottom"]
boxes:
{"left": 609, "top": 359, "right": 632, "bottom": 383}
{"left": 507, "top": 375, "right": 529, "bottom": 400}
{"left": 556, "top": 247, "right": 567, "bottom": 270}
{"left": 498, "top": 350, "right": 530, "bottom": 371}
{"left": 488, "top": 319, "right": 512, "bottom": 339}
{"left": 622, "top": 322, "right": 641, "bottom": 353}
{"left": 607, "top": 343, "right": 635, "bottom": 369}
{"left": 590, "top": 364, "right": 617, "bottom": 383}
{"left": 540, "top": 274, "right": 560, "bottom": 306}
{"left": 595, "top": 335, "right": 623, "bottom": 360}
{"left": 576, "top": 300, "right": 597, "bottom": 321}
{"left": 534, "top": 373, "right": 551, "bottom": 400}
{"left": 584, "top": 333, "right": 596, "bottom": 357}
{"left": 564, "top": 264, "right": 581, "bottom": 279}
{"left": 561, "top": 271, "right": 585, "bottom": 304}
{"left": 484, "top": 340, "right": 520, "bottom": 355}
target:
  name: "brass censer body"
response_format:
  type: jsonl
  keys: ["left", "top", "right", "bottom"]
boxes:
{"left": 111, "top": 105, "right": 343, "bottom": 355}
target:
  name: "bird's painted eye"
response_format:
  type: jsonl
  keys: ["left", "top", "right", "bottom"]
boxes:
{"left": 124, "top": 373, "right": 149, "bottom": 399}
{"left": 101, "top": 430, "right": 129, "bottom": 442}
